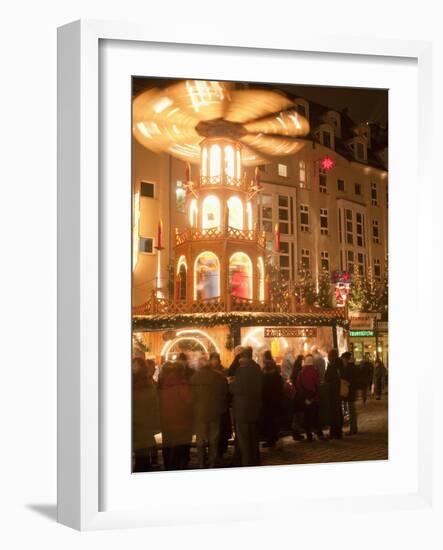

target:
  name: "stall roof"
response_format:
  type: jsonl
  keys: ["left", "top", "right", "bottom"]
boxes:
{"left": 133, "top": 310, "right": 349, "bottom": 332}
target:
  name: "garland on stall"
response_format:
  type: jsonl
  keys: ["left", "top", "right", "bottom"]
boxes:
{"left": 133, "top": 310, "right": 349, "bottom": 332}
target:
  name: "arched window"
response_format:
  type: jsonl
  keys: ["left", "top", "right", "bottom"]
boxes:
{"left": 224, "top": 145, "right": 235, "bottom": 179}
{"left": 229, "top": 252, "right": 253, "bottom": 300}
{"left": 257, "top": 256, "right": 265, "bottom": 301}
{"left": 177, "top": 256, "right": 187, "bottom": 300}
{"left": 201, "top": 146, "right": 208, "bottom": 177}
{"left": 246, "top": 201, "right": 253, "bottom": 230}
{"left": 236, "top": 148, "right": 241, "bottom": 179}
{"left": 202, "top": 195, "right": 220, "bottom": 230}
{"left": 227, "top": 195, "right": 243, "bottom": 230}
{"left": 189, "top": 198, "right": 198, "bottom": 227}
{"left": 194, "top": 252, "right": 220, "bottom": 300}
{"left": 209, "top": 144, "right": 221, "bottom": 178}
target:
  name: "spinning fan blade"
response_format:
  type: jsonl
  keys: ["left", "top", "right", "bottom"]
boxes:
{"left": 244, "top": 109, "right": 310, "bottom": 137}
{"left": 166, "top": 80, "right": 232, "bottom": 121}
{"left": 224, "top": 89, "right": 293, "bottom": 124}
{"left": 133, "top": 87, "right": 202, "bottom": 151}
{"left": 240, "top": 134, "right": 305, "bottom": 157}
{"left": 239, "top": 144, "right": 270, "bottom": 166}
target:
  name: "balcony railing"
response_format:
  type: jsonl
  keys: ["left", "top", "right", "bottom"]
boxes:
{"left": 175, "top": 226, "right": 266, "bottom": 248}
{"left": 132, "top": 293, "right": 343, "bottom": 316}
{"left": 199, "top": 174, "right": 245, "bottom": 189}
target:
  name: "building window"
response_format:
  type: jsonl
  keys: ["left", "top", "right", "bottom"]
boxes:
{"left": 320, "top": 251, "right": 330, "bottom": 272}
{"left": 139, "top": 236, "right": 154, "bottom": 254}
{"left": 374, "top": 259, "right": 381, "bottom": 281}
{"left": 278, "top": 163, "right": 288, "bottom": 177}
{"left": 281, "top": 242, "right": 290, "bottom": 279}
{"left": 337, "top": 179, "right": 345, "bottom": 192}
{"left": 224, "top": 145, "right": 235, "bottom": 178}
{"left": 320, "top": 208, "right": 329, "bottom": 235}
{"left": 201, "top": 146, "right": 208, "bottom": 177}
{"left": 278, "top": 195, "right": 290, "bottom": 235}
{"left": 258, "top": 257, "right": 265, "bottom": 301}
{"left": 246, "top": 201, "right": 253, "bottom": 230}
{"left": 227, "top": 195, "right": 243, "bottom": 230}
{"left": 299, "top": 160, "right": 308, "bottom": 189}
{"left": 279, "top": 240, "right": 290, "bottom": 277}
{"left": 202, "top": 195, "right": 221, "bottom": 230}
{"left": 372, "top": 219, "right": 380, "bottom": 244}
{"left": 301, "top": 248, "right": 310, "bottom": 270}
{"left": 176, "top": 256, "right": 187, "bottom": 301}
{"left": 371, "top": 182, "right": 378, "bottom": 206}
{"left": 194, "top": 251, "right": 220, "bottom": 300}
{"left": 175, "top": 181, "right": 186, "bottom": 212}
{"left": 356, "top": 142, "right": 365, "bottom": 160}
{"left": 319, "top": 170, "right": 327, "bottom": 193}
{"left": 189, "top": 198, "right": 198, "bottom": 227}
{"left": 355, "top": 182, "right": 361, "bottom": 195}
{"left": 345, "top": 209, "right": 353, "bottom": 245}
{"left": 322, "top": 131, "right": 331, "bottom": 148}
{"left": 140, "top": 181, "right": 155, "bottom": 198}
{"left": 296, "top": 103, "right": 306, "bottom": 117}
{"left": 356, "top": 212, "right": 365, "bottom": 247}
{"left": 300, "top": 204, "right": 310, "bottom": 232}
{"left": 261, "top": 194, "right": 273, "bottom": 233}
{"left": 229, "top": 252, "right": 253, "bottom": 300}
{"left": 347, "top": 250, "right": 354, "bottom": 274}
{"left": 357, "top": 252, "right": 365, "bottom": 275}
{"left": 209, "top": 144, "right": 221, "bottom": 178}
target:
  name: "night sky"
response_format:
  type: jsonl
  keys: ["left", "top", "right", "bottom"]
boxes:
{"left": 278, "top": 83, "right": 388, "bottom": 127}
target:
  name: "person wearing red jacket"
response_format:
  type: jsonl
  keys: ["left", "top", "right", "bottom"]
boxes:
{"left": 296, "top": 354, "right": 326, "bottom": 442}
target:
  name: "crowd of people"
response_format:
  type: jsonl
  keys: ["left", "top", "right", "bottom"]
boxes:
{"left": 132, "top": 346, "right": 387, "bottom": 472}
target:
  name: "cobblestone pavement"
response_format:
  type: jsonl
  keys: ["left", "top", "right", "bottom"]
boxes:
{"left": 183, "top": 394, "right": 388, "bottom": 469}
{"left": 260, "top": 394, "right": 388, "bottom": 467}
{"left": 150, "top": 393, "right": 388, "bottom": 471}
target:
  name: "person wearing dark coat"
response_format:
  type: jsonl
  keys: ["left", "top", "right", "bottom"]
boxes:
{"left": 132, "top": 357, "right": 160, "bottom": 472}
{"left": 261, "top": 353, "right": 284, "bottom": 448}
{"left": 374, "top": 359, "right": 387, "bottom": 400}
{"left": 190, "top": 356, "right": 227, "bottom": 468}
{"left": 290, "top": 354, "right": 305, "bottom": 440}
{"left": 158, "top": 361, "right": 194, "bottom": 470}
{"left": 209, "top": 352, "right": 232, "bottom": 458}
{"left": 340, "top": 352, "right": 359, "bottom": 435}
{"left": 296, "top": 354, "right": 325, "bottom": 442}
{"left": 325, "top": 349, "right": 343, "bottom": 439}
{"left": 229, "top": 348, "right": 263, "bottom": 466}
{"left": 227, "top": 346, "right": 244, "bottom": 377}
{"left": 359, "top": 354, "right": 374, "bottom": 402}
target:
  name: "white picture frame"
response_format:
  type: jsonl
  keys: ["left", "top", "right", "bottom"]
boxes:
{"left": 57, "top": 19, "right": 435, "bottom": 531}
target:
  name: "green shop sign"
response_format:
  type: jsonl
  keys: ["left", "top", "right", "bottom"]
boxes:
{"left": 349, "top": 330, "right": 374, "bottom": 337}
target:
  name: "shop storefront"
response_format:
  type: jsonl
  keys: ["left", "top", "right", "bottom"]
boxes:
{"left": 348, "top": 314, "right": 388, "bottom": 366}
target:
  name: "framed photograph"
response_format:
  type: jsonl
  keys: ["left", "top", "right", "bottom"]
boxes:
{"left": 57, "top": 20, "right": 433, "bottom": 530}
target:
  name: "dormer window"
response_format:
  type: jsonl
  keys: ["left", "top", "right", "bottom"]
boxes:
{"left": 316, "top": 123, "right": 335, "bottom": 150}
{"left": 349, "top": 137, "right": 367, "bottom": 162}
{"left": 322, "top": 131, "right": 331, "bottom": 148}
{"left": 294, "top": 98, "right": 309, "bottom": 120}
{"left": 325, "top": 110, "right": 341, "bottom": 137}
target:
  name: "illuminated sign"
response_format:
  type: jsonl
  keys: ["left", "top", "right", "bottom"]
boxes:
{"left": 349, "top": 330, "right": 374, "bottom": 337}
{"left": 264, "top": 327, "right": 317, "bottom": 338}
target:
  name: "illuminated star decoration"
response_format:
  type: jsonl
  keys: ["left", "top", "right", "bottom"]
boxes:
{"left": 321, "top": 156, "right": 335, "bottom": 171}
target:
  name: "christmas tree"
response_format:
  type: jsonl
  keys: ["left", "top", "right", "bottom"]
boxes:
{"left": 296, "top": 266, "right": 317, "bottom": 306}
{"left": 265, "top": 258, "right": 289, "bottom": 311}
{"left": 317, "top": 268, "right": 333, "bottom": 308}
{"left": 348, "top": 270, "right": 367, "bottom": 312}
